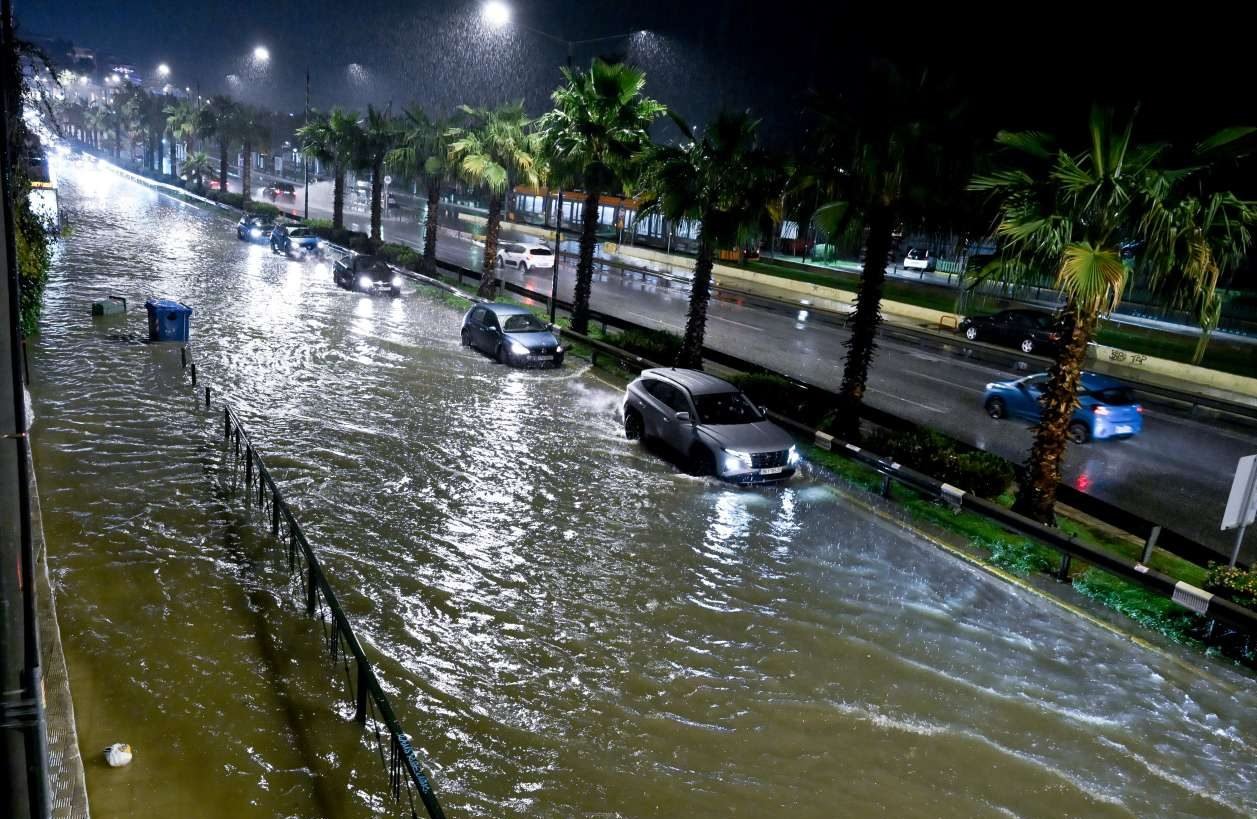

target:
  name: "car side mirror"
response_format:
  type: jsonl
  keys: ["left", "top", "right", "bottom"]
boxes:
{"left": 759, "top": 405, "right": 768, "bottom": 417}
{"left": 675, "top": 411, "right": 692, "bottom": 424}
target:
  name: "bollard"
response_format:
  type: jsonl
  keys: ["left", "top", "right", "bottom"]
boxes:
{"left": 204, "top": 386, "right": 211, "bottom": 408}
{"left": 181, "top": 346, "right": 187, "bottom": 368}
{"left": 1055, "top": 552, "right": 1072, "bottom": 583}
{"left": 191, "top": 362, "right": 197, "bottom": 386}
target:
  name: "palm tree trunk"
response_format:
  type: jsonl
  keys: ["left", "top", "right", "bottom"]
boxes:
{"left": 478, "top": 194, "right": 504, "bottom": 300}
{"left": 370, "top": 160, "right": 384, "bottom": 241}
{"left": 571, "top": 189, "right": 601, "bottom": 334}
{"left": 218, "top": 140, "right": 228, "bottom": 193}
{"left": 832, "top": 202, "right": 893, "bottom": 440}
{"left": 1014, "top": 304, "right": 1097, "bottom": 523}
{"left": 679, "top": 230, "right": 715, "bottom": 369}
{"left": 241, "top": 141, "right": 252, "bottom": 207}
{"left": 423, "top": 180, "right": 440, "bottom": 275}
{"left": 169, "top": 135, "right": 178, "bottom": 177}
{"left": 113, "top": 125, "right": 121, "bottom": 159}
{"left": 332, "top": 166, "right": 345, "bottom": 229}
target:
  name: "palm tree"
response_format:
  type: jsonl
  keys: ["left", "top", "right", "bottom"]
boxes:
{"left": 181, "top": 151, "right": 214, "bottom": 194}
{"left": 234, "top": 103, "right": 271, "bottom": 208}
{"left": 358, "top": 105, "right": 398, "bottom": 241}
{"left": 85, "top": 100, "right": 109, "bottom": 150}
{"left": 165, "top": 98, "right": 199, "bottom": 178}
{"left": 388, "top": 106, "right": 458, "bottom": 275}
{"left": 536, "top": 58, "right": 666, "bottom": 334}
{"left": 970, "top": 108, "right": 1256, "bottom": 523}
{"left": 638, "top": 112, "right": 782, "bottom": 367}
{"left": 297, "top": 108, "right": 363, "bottom": 229}
{"left": 800, "top": 65, "right": 978, "bottom": 440}
{"left": 198, "top": 95, "right": 238, "bottom": 193}
{"left": 447, "top": 102, "right": 544, "bottom": 299}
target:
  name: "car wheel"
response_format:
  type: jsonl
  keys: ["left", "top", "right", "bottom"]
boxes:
{"left": 496, "top": 344, "right": 510, "bottom": 365}
{"left": 1067, "top": 421, "right": 1091, "bottom": 444}
{"left": 624, "top": 408, "right": 644, "bottom": 441}
{"left": 460, "top": 328, "right": 472, "bottom": 347}
{"left": 964, "top": 326, "right": 979, "bottom": 341}
{"left": 985, "top": 397, "right": 1007, "bottom": 419}
{"left": 496, "top": 255, "right": 505, "bottom": 268}
{"left": 520, "top": 262, "right": 529, "bottom": 274}
{"left": 689, "top": 445, "right": 717, "bottom": 477}
{"left": 1020, "top": 338, "right": 1035, "bottom": 354}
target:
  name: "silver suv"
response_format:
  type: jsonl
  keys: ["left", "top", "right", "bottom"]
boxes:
{"left": 622, "top": 368, "right": 800, "bottom": 483}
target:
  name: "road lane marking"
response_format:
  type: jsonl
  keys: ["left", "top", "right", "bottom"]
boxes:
{"left": 710, "top": 315, "right": 764, "bottom": 332}
{"left": 905, "top": 370, "right": 983, "bottom": 393}
{"left": 868, "top": 388, "right": 945, "bottom": 413}
{"left": 626, "top": 310, "right": 681, "bottom": 330}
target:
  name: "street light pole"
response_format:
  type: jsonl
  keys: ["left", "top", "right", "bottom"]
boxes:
{"left": 549, "top": 42, "right": 573, "bottom": 323}
{"left": 303, "top": 66, "right": 309, "bottom": 221}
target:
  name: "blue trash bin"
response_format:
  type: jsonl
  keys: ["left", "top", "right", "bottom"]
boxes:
{"left": 145, "top": 299, "right": 193, "bottom": 342}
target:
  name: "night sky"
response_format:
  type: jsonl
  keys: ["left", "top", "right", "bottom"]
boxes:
{"left": 17, "top": 0, "right": 1255, "bottom": 148}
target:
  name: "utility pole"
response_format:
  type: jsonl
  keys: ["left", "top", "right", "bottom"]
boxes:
{"left": 303, "top": 67, "right": 309, "bottom": 221}
{"left": 548, "top": 42, "right": 574, "bottom": 325}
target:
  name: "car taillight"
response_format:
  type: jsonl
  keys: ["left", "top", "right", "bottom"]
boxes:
{"left": 1092, "top": 406, "right": 1111, "bottom": 416}
{"left": 1136, "top": 406, "right": 1144, "bottom": 413}
{"left": 1047, "top": 333, "right": 1060, "bottom": 341}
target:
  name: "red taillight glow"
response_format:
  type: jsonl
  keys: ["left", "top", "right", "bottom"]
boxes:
{"left": 1136, "top": 406, "right": 1144, "bottom": 413}
{"left": 1093, "top": 405, "right": 1111, "bottom": 416}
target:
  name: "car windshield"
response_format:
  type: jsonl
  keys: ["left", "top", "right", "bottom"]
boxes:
{"left": 908, "top": 249, "right": 926, "bottom": 259}
{"left": 528, "top": 248, "right": 552, "bottom": 256}
{"left": 502, "top": 314, "right": 547, "bottom": 333}
{"left": 1025, "top": 313, "right": 1056, "bottom": 329}
{"left": 355, "top": 258, "right": 391, "bottom": 276}
{"left": 288, "top": 228, "right": 314, "bottom": 238}
{"left": 1088, "top": 387, "right": 1136, "bottom": 405}
{"left": 693, "top": 391, "right": 762, "bottom": 425}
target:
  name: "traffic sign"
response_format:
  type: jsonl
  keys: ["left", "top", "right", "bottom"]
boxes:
{"left": 383, "top": 175, "right": 392, "bottom": 185}
{"left": 1221, "top": 453, "right": 1257, "bottom": 566}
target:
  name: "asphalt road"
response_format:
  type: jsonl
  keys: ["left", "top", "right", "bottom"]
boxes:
{"left": 237, "top": 175, "right": 1257, "bottom": 562}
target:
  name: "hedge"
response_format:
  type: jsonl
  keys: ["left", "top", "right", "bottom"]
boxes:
{"left": 862, "top": 427, "right": 1015, "bottom": 499}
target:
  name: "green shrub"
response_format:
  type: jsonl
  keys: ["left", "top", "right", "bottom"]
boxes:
{"left": 244, "top": 201, "right": 281, "bottom": 217}
{"left": 1073, "top": 568, "right": 1200, "bottom": 643}
{"left": 861, "top": 428, "right": 1014, "bottom": 499}
{"left": 308, "top": 224, "right": 373, "bottom": 252}
{"left": 985, "top": 538, "right": 1056, "bottom": 576}
{"left": 606, "top": 327, "right": 683, "bottom": 365}
{"left": 375, "top": 242, "right": 421, "bottom": 269}
{"left": 1206, "top": 564, "right": 1257, "bottom": 609}
{"left": 726, "top": 372, "right": 830, "bottom": 426}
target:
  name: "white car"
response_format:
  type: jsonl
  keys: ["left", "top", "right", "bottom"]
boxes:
{"left": 903, "top": 247, "right": 932, "bottom": 271}
{"left": 496, "top": 242, "right": 555, "bottom": 272}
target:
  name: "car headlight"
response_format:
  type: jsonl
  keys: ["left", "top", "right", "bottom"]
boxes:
{"left": 555, "top": 345, "right": 563, "bottom": 354}
{"left": 509, "top": 340, "right": 529, "bottom": 356}
{"left": 788, "top": 445, "right": 801, "bottom": 465}
{"left": 723, "top": 449, "right": 752, "bottom": 473}
{"left": 391, "top": 275, "right": 402, "bottom": 287}
{"left": 249, "top": 228, "right": 261, "bottom": 238}
{"left": 357, "top": 275, "right": 373, "bottom": 290}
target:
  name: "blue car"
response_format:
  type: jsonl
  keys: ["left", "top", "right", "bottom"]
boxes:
{"left": 982, "top": 372, "right": 1143, "bottom": 443}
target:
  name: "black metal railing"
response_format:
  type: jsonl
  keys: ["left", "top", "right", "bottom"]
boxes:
{"left": 219, "top": 403, "right": 445, "bottom": 819}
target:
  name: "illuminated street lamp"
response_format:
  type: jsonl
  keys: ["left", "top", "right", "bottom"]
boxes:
{"left": 482, "top": 0, "right": 511, "bottom": 27}
{"left": 253, "top": 45, "right": 270, "bottom": 63}
{"left": 157, "top": 63, "right": 171, "bottom": 78}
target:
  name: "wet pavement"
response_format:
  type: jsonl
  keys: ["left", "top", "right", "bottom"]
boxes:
{"left": 27, "top": 157, "right": 1257, "bottom": 817}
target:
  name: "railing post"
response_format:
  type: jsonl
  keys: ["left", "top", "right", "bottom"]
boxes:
{"left": 245, "top": 446, "right": 253, "bottom": 486}
{"left": 190, "top": 362, "right": 197, "bottom": 386}
{"left": 880, "top": 473, "right": 893, "bottom": 498}
{"left": 272, "top": 489, "right": 280, "bottom": 537}
{"left": 306, "top": 564, "right": 317, "bottom": 616}
{"left": 205, "top": 386, "right": 211, "bottom": 408}
{"left": 224, "top": 406, "right": 230, "bottom": 440}
{"left": 181, "top": 346, "right": 187, "bottom": 368}
{"left": 1055, "top": 552, "right": 1072, "bottom": 582}
{"left": 1141, "top": 525, "right": 1162, "bottom": 565}
{"left": 354, "top": 662, "right": 369, "bottom": 723}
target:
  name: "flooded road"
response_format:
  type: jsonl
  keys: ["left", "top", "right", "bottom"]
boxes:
{"left": 29, "top": 157, "right": 1257, "bottom": 818}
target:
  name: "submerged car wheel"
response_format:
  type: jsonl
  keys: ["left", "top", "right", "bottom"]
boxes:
{"left": 1020, "top": 338, "right": 1035, "bottom": 354}
{"left": 964, "top": 325, "right": 979, "bottom": 341}
{"left": 985, "top": 397, "right": 1007, "bottom": 419}
{"left": 1067, "top": 421, "right": 1091, "bottom": 444}
{"left": 460, "top": 328, "right": 472, "bottom": 347}
{"left": 689, "top": 445, "right": 716, "bottom": 477}
{"left": 496, "top": 344, "right": 510, "bottom": 365}
{"left": 624, "top": 408, "right": 644, "bottom": 441}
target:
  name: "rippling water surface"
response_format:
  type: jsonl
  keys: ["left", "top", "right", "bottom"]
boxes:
{"left": 30, "top": 159, "right": 1257, "bottom": 817}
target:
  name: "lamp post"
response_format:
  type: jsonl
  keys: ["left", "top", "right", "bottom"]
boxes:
{"left": 481, "top": 1, "right": 644, "bottom": 323}
{"left": 303, "top": 67, "right": 310, "bottom": 220}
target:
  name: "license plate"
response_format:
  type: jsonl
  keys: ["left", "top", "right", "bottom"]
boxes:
{"left": 528, "top": 355, "right": 552, "bottom": 362}
{"left": 1115, "top": 424, "right": 1132, "bottom": 434}
{"left": 758, "top": 466, "right": 784, "bottom": 475}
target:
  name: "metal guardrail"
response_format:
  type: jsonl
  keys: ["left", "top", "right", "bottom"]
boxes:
{"left": 181, "top": 360, "right": 444, "bottom": 819}
{"left": 550, "top": 324, "right": 1257, "bottom": 638}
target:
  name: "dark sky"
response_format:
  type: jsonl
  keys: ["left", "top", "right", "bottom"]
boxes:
{"left": 17, "top": 0, "right": 1256, "bottom": 148}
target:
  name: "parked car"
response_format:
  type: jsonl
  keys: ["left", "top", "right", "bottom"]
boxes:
{"left": 622, "top": 368, "right": 800, "bottom": 483}
{"left": 958, "top": 308, "right": 1065, "bottom": 355}
{"left": 496, "top": 242, "right": 555, "bottom": 273}
{"left": 332, "top": 254, "right": 402, "bottom": 296}
{"left": 903, "top": 247, "right": 933, "bottom": 271}
{"left": 982, "top": 372, "right": 1143, "bottom": 443}
{"left": 270, "top": 224, "right": 321, "bottom": 258}
{"left": 461, "top": 303, "right": 564, "bottom": 368}
{"left": 264, "top": 181, "right": 296, "bottom": 201}
{"left": 386, "top": 193, "right": 399, "bottom": 211}
{"left": 237, "top": 214, "right": 275, "bottom": 242}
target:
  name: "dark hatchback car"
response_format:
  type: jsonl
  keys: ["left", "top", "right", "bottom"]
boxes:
{"left": 237, "top": 214, "right": 275, "bottom": 242}
{"left": 461, "top": 303, "right": 564, "bottom": 368}
{"left": 270, "top": 224, "right": 321, "bottom": 258}
{"left": 265, "top": 181, "right": 296, "bottom": 200}
{"left": 958, "top": 308, "right": 1065, "bottom": 356}
{"left": 332, "top": 254, "right": 402, "bottom": 296}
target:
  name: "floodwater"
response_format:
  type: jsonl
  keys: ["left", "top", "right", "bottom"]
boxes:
{"left": 29, "top": 157, "right": 1257, "bottom": 818}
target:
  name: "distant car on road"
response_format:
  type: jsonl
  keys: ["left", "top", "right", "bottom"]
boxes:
{"left": 386, "top": 193, "right": 399, "bottom": 211}
{"left": 982, "top": 372, "right": 1143, "bottom": 443}
{"left": 461, "top": 303, "right": 564, "bottom": 368}
{"left": 622, "top": 368, "right": 800, "bottom": 482}
{"left": 496, "top": 242, "right": 554, "bottom": 273}
{"left": 237, "top": 214, "right": 275, "bottom": 242}
{"left": 270, "top": 224, "right": 321, "bottom": 258}
{"left": 959, "top": 308, "right": 1065, "bottom": 356}
{"left": 332, "top": 254, "right": 402, "bottom": 297}
{"left": 264, "top": 181, "right": 296, "bottom": 201}
{"left": 903, "top": 247, "right": 933, "bottom": 271}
